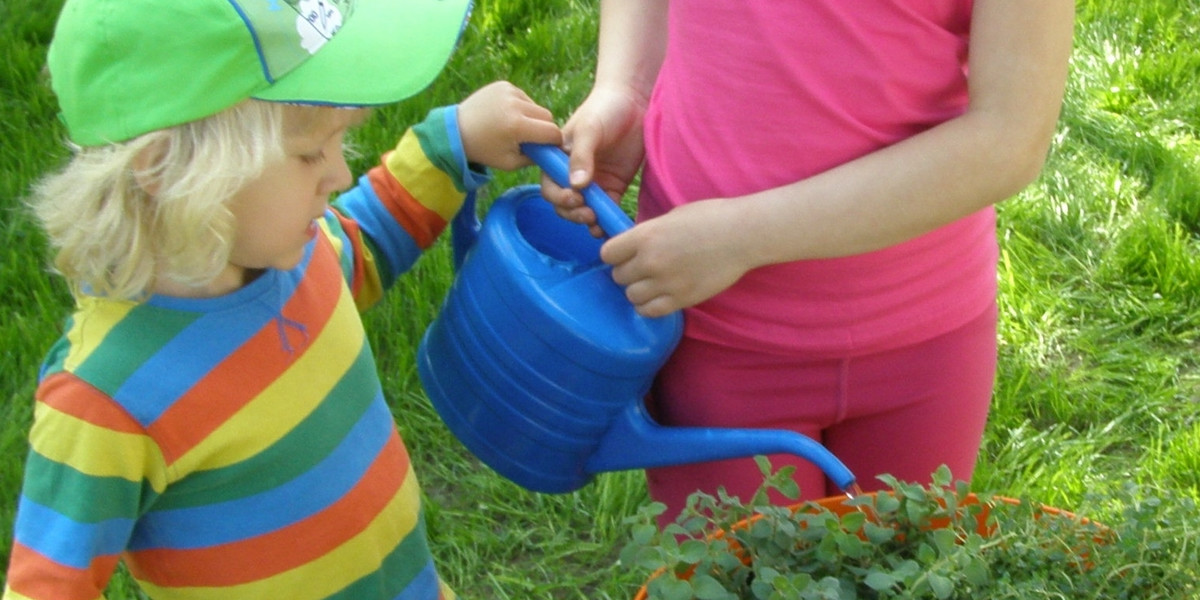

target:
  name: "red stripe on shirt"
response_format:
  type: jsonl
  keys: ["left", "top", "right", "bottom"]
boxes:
{"left": 366, "top": 164, "right": 444, "bottom": 250}
{"left": 5, "top": 542, "right": 121, "bottom": 600}
{"left": 36, "top": 373, "right": 144, "bottom": 434}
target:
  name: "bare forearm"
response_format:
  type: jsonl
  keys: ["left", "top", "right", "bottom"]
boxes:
{"left": 736, "top": 111, "right": 1050, "bottom": 264}
{"left": 595, "top": 0, "right": 667, "bottom": 101}
{"left": 729, "top": 0, "right": 1076, "bottom": 266}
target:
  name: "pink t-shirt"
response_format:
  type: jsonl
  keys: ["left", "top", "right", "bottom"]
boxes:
{"left": 640, "top": 0, "right": 996, "bottom": 357}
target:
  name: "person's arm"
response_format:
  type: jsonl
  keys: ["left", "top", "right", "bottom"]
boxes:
{"left": 330, "top": 82, "right": 560, "bottom": 305}
{"left": 593, "top": 0, "right": 667, "bottom": 111}
{"left": 602, "top": 0, "right": 1077, "bottom": 317}
{"left": 4, "top": 372, "right": 158, "bottom": 600}
{"left": 542, "top": 0, "right": 667, "bottom": 232}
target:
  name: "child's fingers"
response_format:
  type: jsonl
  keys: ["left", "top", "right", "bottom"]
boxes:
{"left": 518, "top": 101, "right": 556, "bottom": 123}
{"left": 524, "top": 117, "right": 563, "bottom": 146}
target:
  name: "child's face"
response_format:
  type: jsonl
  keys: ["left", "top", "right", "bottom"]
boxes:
{"left": 224, "top": 108, "right": 361, "bottom": 280}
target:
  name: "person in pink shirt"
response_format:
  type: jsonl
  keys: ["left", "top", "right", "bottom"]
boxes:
{"left": 542, "top": 0, "right": 1076, "bottom": 519}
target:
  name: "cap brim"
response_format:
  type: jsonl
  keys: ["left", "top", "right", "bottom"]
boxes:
{"left": 254, "top": 0, "right": 472, "bottom": 106}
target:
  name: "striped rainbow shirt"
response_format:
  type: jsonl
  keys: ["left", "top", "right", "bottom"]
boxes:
{"left": 3, "top": 107, "right": 488, "bottom": 600}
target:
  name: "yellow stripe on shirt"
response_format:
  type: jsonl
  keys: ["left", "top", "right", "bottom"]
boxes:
{"left": 30, "top": 403, "right": 169, "bottom": 493}
{"left": 386, "top": 131, "right": 461, "bottom": 221}
{"left": 61, "top": 297, "right": 136, "bottom": 373}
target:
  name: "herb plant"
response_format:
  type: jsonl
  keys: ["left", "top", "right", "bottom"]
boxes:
{"left": 622, "top": 459, "right": 1199, "bottom": 599}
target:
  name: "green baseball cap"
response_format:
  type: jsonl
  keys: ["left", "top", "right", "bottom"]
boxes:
{"left": 48, "top": 0, "right": 473, "bottom": 146}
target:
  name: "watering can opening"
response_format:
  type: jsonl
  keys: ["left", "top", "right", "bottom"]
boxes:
{"left": 513, "top": 198, "right": 606, "bottom": 269}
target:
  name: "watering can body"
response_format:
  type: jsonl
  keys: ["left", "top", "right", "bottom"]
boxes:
{"left": 417, "top": 144, "right": 856, "bottom": 494}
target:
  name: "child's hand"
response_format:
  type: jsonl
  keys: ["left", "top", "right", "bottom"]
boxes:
{"left": 602, "top": 197, "right": 756, "bottom": 318}
{"left": 458, "top": 81, "right": 562, "bottom": 170}
{"left": 539, "top": 84, "right": 648, "bottom": 238}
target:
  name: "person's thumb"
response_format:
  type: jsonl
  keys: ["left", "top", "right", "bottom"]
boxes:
{"left": 565, "top": 125, "right": 600, "bottom": 189}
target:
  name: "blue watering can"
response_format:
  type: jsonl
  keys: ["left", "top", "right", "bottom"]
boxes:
{"left": 416, "top": 143, "right": 857, "bottom": 494}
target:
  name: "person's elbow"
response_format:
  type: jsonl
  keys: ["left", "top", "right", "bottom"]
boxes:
{"left": 980, "top": 105, "right": 1064, "bottom": 199}
{"left": 1015, "top": 112, "right": 1061, "bottom": 187}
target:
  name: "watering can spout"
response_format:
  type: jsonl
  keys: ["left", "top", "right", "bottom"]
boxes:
{"left": 586, "top": 402, "right": 858, "bottom": 493}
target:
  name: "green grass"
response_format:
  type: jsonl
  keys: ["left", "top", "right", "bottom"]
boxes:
{"left": 3, "top": 0, "right": 1200, "bottom": 597}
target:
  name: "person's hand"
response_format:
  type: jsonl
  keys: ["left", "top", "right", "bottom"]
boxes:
{"left": 540, "top": 85, "right": 648, "bottom": 238}
{"left": 602, "top": 197, "right": 758, "bottom": 317}
{"left": 457, "top": 81, "right": 562, "bottom": 170}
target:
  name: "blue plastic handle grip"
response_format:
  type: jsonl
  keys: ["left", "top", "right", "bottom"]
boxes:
{"left": 520, "top": 143, "right": 634, "bottom": 237}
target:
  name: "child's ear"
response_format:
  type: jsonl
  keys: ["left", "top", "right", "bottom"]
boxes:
{"left": 131, "top": 139, "right": 168, "bottom": 196}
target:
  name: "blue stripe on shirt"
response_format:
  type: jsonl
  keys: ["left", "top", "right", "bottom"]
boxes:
{"left": 335, "top": 175, "right": 423, "bottom": 287}
{"left": 392, "top": 560, "right": 441, "bottom": 600}
{"left": 115, "top": 247, "right": 314, "bottom": 427}
{"left": 14, "top": 496, "right": 134, "bottom": 569}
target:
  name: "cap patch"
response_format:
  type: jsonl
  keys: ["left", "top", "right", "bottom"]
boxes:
{"left": 295, "top": 0, "right": 346, "bottom": 53}
{"left": 231, "top": 0, "right": 357, "bottom": 84}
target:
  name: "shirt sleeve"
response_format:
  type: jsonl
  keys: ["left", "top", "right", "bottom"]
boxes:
{"left": 3, "top": 373, "right": 166, "bottom": 600}
{"left": 326, "top": 105, "right": 491, "bottom": 310}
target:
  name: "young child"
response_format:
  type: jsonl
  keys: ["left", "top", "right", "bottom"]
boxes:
{"left": 3, "top": 0, "right": 561, "bottom": 599}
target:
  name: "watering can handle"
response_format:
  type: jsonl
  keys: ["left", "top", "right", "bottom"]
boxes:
{"left": 450, "top": 191, "right": 480, "bottom": 269}
{"left": 520, "top": 143, "right": 634, "bottom": 237}
{"left": 450, "top": 144, "right": 633, "bottom": 269}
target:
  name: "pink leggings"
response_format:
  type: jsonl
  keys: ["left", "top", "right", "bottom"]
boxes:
{"left": 645, "top": 303, "right": 997, "bottom": 522}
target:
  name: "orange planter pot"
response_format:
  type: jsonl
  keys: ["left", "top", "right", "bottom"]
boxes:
{"left": 632, "top": 492, "right": 1105, "bottom": 600}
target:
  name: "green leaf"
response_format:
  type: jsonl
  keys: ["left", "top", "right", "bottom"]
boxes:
{"left": 775, "top": 475, "right": 801, "bottom": 500}
{"left": 650, "top": 578, "right": 694, "bottom": 600}
{"left": 928, "top": 573, "right": 954, "bottom": 599}
{"left": 931, "top": 464, "right": 953, "bottom": 488}
{"left": 874, "top": 493, "right": 901, "bottom": 514}
{"left": 864, "top": 571, "right": 899, "bottom": 592}
{"left": 930, "top": 528, "right": 958, "bottom": 554}
{"left": 863, "top": 521, "right": 896, "bottom": 544}
{"left": 749, "top": 518, "right": 773, "bottom": 539}
{"left": 692, "top": 574, "right": 734, "bottom": 600}
{"left": 754, "top": 455, "right": 773, "bottom": 478}
{"left": 679, "top": 539, "right": 709, "bottom": 564}
{"left": 748, "top": 576, "right": 775, "bottom": 599}
{"left": 904, "top": 500, "right": 932, "bottom": 525}
{"left": 715, "top": 551, "right": 745, "bottom": 571}
{"left": 835, "top": 531, "right": 866, "bottom": 559}
{"left": 916, "top": 541, "right": 936, "bottom": 563}
{"left": 639, "top": 552, "right": 668, "bottom": 571}
{"left": 815, "top": 533, "right": 839, "bottom": 563}
{"left": 962, "top": 557, "right": 989, "bottom": 586}
{"left": 839, "top": 510, "right": 867, "bottom": 532}
{"left": 892, "top": 560, "right": 921, "bottom": 580}
{"left": 897, "top": 480, "right": 927, "bottom": 501}
{"left": 633, "top": 523, "right": 659, "bottom": 545}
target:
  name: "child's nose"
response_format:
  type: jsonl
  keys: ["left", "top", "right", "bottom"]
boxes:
{"left": 325, "top": 152, "right": 354, "bottom": 193}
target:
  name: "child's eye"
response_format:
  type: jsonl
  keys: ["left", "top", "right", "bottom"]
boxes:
{"left": 299, "top": 151, "right": 326, "bottom": 165}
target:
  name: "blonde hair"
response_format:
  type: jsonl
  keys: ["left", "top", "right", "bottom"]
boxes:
{"left": 31, "top": 101, "right": 366, "bottom": 300}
